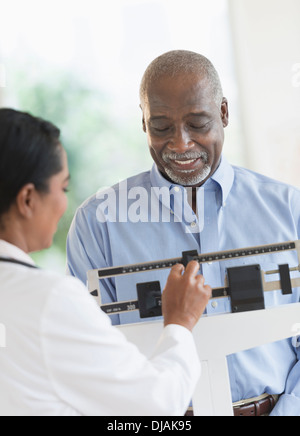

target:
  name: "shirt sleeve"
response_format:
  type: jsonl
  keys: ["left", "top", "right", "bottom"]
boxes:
{"left": 271, "top": 188, "right": 300, "bottom": 416}
{"left": 40, "top": 276, "right": 201, "bottom": 416}
{"left": 66, "top": 206, "right": 120, "bottom": 325}
{"left": 66, "top": 207, "right": 95, "bottom": 286}
{"left": 270, "top": 340, "right": 300, "bottom": 416}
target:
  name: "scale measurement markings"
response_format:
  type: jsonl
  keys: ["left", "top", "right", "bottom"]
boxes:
{"left": 102, "top": 301, "right": 139, "bottom": 315}
{"left": 97, "top": 242, "right": 296, "bottom": 279}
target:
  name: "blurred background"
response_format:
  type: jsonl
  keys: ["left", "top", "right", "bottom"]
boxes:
{"left": 0, "top": 0, "right": 299, "bottom": 271}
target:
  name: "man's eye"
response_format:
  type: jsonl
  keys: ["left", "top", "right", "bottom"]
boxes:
{"left": 189, "top": 121, "right": 211, "bottom": 130}
{"left": 154, "top": 126, "right": 171, "bottom": 133}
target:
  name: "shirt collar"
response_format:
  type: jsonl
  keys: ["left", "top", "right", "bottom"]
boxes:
{"left": 208, "top": 155, "right": 235, "bottom": 206}
{"left": 150, "top": 163, "right": 174, "bottom": 190}
{"left": 0, "top": 240, "right": 36, "bottom": 267}
{"left": 150, "top": 154, "right": 234, "bottom": 207}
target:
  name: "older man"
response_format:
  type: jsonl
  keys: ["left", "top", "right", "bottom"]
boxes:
{"left": 67, "top": 50, "right": 300, "bottom": 416}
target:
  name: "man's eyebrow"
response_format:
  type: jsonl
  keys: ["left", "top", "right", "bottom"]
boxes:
{"left": 149, "top": 111, "right": 211, "bottom": 121}
{"left": 187, "top": 111, "right": 211, "bottom": 118}
{"left": 149, "top": 115, "right": 170, "bottom": 122}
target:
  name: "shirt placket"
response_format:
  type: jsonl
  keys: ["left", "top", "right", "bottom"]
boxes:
{"left": 170, "top": 186, "right": 201, "bottom": 247}
{"left": 199, "top": 189, "right": 229, "bottom": 314}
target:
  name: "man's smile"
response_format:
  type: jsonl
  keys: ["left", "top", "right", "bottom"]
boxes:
{"left": 171, "top": 157, "right": 202, "bottom": 172}
{"left": 162, "top": 150, "right": 209, "bottom": 172}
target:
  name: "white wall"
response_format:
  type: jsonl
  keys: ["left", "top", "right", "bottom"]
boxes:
{"left": 228, "top": 0, "right": 300, "bottom": 187}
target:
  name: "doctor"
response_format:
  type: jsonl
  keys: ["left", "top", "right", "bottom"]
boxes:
{"left": 0, "top": 108, "right": 211, "bottom": 416}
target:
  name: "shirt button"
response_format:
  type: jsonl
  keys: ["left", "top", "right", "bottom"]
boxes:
{"left": 211, "top": 301, "right": 218, "bottom": 309}
{"left": 190, "top": 222, "right": 197, "bottom": 228}
{"left": 174, "top": 187, "right": 180, "bottom": 193}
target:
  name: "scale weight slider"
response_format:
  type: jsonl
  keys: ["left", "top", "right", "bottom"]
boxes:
{"left": 227, "top": 264, "right": 265, "bottom": 313}
{"left": 136, "top": 281, "right": 162, "bottom": 319}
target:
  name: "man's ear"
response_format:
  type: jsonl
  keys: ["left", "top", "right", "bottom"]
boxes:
{"left": 142, "top": 117, "right": 147, "bottom": 133}
{"left": 139, "top": 104, "right": 147, "bottom": 133}
{"left": 15, "top": 184, "right": 36, "bottom": 219}
{"left": 220, "top": 97, "right": 229, "bottom": 128}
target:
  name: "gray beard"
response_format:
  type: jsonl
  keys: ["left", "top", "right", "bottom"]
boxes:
{"left": 164, "top": 164, "right": 211, "bottom": 186}
{"left": 162, "top": 151, "right": 211, "bottom": 186}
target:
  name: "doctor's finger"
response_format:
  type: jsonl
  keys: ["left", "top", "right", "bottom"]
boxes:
{"left": 168, "top": 263, "right": 185, "bottom": 277}
{"left": 183, "top": 260, "right": 200, "bottom": 277}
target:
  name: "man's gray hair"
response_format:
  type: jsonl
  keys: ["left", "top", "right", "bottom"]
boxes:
{"left": 140, "top": 50, "right": 223, "bottom": 108}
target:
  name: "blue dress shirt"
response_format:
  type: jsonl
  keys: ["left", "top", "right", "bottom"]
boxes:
{"left": 67, "top": 156, "right": 300, "bottom": 415}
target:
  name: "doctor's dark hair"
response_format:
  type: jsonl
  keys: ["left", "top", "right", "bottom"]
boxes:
{"left": 0, "top": 108, "right": 63, "bottom": 217}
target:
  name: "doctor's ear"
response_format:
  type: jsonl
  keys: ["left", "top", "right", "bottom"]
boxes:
{"left": 16, "top": 184, "right": 37, "bottom": 219}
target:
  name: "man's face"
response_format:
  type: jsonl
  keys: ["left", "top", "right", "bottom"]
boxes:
{"left": 142, "top": 73, "right": 229, "bottom": 187}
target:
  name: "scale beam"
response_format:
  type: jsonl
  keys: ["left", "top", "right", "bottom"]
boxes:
{"left": 87, "top": 240, "right": 300, "bottom": 317}
{"left": 100, "top": 269, "right": 300, "bottom": 317}
{"left": 94, "top": 240, "right": 298, "bottom": 279}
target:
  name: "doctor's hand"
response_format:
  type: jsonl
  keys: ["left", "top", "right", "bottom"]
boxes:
{"left": 162, "top": 261, "right": 212, "bottom": 332}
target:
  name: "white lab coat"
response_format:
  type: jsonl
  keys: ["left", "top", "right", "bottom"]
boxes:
{"left": 0, "top": 240, "right": 200, "bottom": 416}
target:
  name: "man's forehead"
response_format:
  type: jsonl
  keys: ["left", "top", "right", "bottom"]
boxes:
{"left": 145, "top": 90, "right": 214, "bottom": 117}
{"left": 144, "top": 74, "right": 213, "bottom": 111}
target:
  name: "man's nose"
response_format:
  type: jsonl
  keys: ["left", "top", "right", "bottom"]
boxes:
{"left": 167, "top": 127, "right": 194, "bottom": 154}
